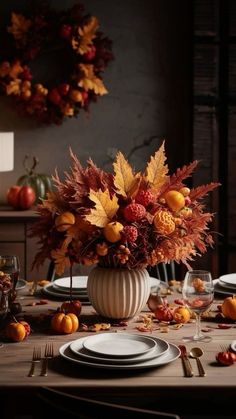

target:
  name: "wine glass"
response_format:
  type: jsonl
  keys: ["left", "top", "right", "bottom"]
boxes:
{"left": 0, "top": 255, "right": 20, "bottom": 299}
{"left": 182, "top": 270, "right": 214, "bottom": 342}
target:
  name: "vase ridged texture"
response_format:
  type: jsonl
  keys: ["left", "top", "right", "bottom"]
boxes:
{"left": 87, "top": 267, "right": 150, "bottom": 319}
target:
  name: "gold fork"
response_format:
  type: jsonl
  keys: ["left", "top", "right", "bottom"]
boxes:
{"left": 28, "top": 347, "right": 41, "bottom": 377}
{"left": 41, "top": 343, "right": 54, "bottom": 377}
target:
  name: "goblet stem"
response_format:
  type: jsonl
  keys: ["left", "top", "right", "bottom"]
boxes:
{"left": 194, "top": 312, "right": 202, "bottom": 340}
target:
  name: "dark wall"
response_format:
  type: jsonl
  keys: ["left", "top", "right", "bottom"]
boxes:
{"left": 0, "top": 0, "right": 192, "bottom": 202}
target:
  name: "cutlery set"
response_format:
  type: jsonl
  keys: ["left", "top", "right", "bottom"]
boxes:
{"left": 178, "top": 345, "right": 206, "bottom": 377}
{"left": 28, "top": 343, "right": 54, "bottom": 377}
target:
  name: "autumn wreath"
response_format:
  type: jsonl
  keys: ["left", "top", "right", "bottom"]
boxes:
{"left": 0, "top": 3, "right": 113, "bottom": 124}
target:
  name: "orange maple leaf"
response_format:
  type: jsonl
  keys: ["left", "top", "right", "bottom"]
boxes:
{"left": 72, "top": 16, "right": 99, "bottom": 55}
{"left": 51, "top": 247, "right": 71, "bottom": 275}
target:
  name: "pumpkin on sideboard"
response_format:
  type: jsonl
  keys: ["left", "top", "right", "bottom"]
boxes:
{"left": 17, "top": 155, "right": 53, "bottom": 203}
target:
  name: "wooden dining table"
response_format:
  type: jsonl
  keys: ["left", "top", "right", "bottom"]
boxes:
{"left": 0, "top": 281, "right": 235, "bottom": 419}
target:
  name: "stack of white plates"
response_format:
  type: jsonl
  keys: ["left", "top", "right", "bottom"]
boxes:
{"left": 42, "top": 276, "right": 161, "bottom": 303}
{"left": 59, "top": 332, "right": 180, "bottom": 370}
{"left": 213, "top": 273, "right": 236, "bottom": 296}
{"left": 42, "top": 276, "right": 90, "bottom": 302}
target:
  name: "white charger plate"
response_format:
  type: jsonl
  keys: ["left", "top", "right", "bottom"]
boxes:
{"left": 59, "top": 341, "right": 180, "bottom": 370}
{"left": 70, "top": 335, "right": 169, "bottom": 364}
{"left": 218, "top": 279, "right": 236, "bottom": 291}
{"left": 213, "top": 279, "right": 236, "bottom": 296}
{"left": 53, "top": 276, "right": 88, "bottom": 291}
{"left": 219, "top": 273, "right": 236, "bottom": 287}
{"left": 82, "top": 332, "right": 157, "bottom": 357}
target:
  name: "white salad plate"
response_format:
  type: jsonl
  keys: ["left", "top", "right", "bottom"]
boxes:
{"left": 70, "top": 335, "right": 169, "bottom": 364}
{"left": 53, "top": 276, "right": 88, "bottom": 291}
{"left": 213, "top": 279, "right": 236, "bottom": 296}
{"left": 219, "top": 273, "right": 236, "bottom": 287}
{"left": 15, "top": 278, "right": 27, "bottom": 290}
{"left": 42, "top": 283, "right": 89, "bottom": 302}
{"left": 82, "top": 332, "right": 157, "bottom": 357}
{"left": 59, "top": 341, "right": 180, "bottom": 370}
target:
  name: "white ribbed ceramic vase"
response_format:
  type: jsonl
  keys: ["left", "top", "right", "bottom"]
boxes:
{"left": 87, "top": 267, "right": 150, "bottom": 319}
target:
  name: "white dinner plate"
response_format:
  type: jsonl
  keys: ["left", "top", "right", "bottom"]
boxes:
{"left": 15, "top": 278, "right": 27, "bottom": 290}
{"left": 219, "top": 273, "right": 236, "bottom": 287}
{"left": 213, "top": 279, "right": 235, "bottom": 296}
{"left": 59, "top": 341, "right": 180, "bottom": 370}
{"left": 70, "top": 335, "right": 169, "bottom": 364}
{"left": 53, "top": 276, "right": 88, "bottom": 291}
{"left": 82, "top": 332, "right": 157, "bottom": 357}
{"left": 42, "top": 283, "right": 90, "bottom": 302}
{"left": 230, "top": 340, "right": 236, "bottom": 353}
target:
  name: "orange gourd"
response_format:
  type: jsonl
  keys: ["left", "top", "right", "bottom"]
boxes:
{"left": 51, "top": 312, "right": 79, "bottom": 334}
{"left": 5, "top": 320, "right": 31, "bottom": 342}
{"left": 173, "top": 306, "right": 191, "bottom": 324}
{"left": 221, "top": 295, "right": 236, "bottom": 320}
{"left": 60, "top": 300, "right": 82, "bottom": 316}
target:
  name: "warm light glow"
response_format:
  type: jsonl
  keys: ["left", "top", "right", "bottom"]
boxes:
{"left": 0, "top": 132, "right": 14, "bottom": 172}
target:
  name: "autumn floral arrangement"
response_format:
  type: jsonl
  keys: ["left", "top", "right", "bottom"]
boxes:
{"left": 0, "top": 3, "right": 113, "bottom": 124}
{"left": 31, "top": 142, "right": 219, "bottom": 276}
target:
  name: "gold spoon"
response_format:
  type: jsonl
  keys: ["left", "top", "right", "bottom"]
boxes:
{"left": 189, "top": 347, "right": 206, "bottom": 377}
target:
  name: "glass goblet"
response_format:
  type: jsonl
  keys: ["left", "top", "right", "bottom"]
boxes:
{"left": 182, "top": 270, "right": 214, "bottom": 342}
{"left": 0, "top": 255, "right": 20, "bottom": 302}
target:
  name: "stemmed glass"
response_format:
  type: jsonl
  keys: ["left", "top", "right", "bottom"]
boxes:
{"left": 182, "top": 270, "right": 214, "bottom": 342}
{"left": 0, "top": 255, "right": 20, "bottom": 300}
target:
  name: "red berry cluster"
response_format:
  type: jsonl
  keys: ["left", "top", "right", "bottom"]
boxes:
{"left": 123, "top": 203, "right": 146, "bottom": 222}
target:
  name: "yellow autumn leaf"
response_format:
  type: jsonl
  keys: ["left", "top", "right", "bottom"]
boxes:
{"left": 85, "top": 189, "right": 119, "bottom": 227}
{"left": 113, "top": 152, "right": 139, "bottom": 198}
{"left": 78, "top": 64, "right": 108, "bottom": 95}
{"left": 145, "top": 141, "right": 168, "bottom": 190}
{"left": 78, "top": 16, "right": 99, "bottom": 54}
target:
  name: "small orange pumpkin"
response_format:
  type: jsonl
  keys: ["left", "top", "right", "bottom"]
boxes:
{"left": 222, "top": 295, "right": 236, "bottom": 320}
{"left": 173, "top": 306, "right": 191, "bottom": 324}
{"left": 5, "top": 320, "right": 31, "bottom": 342}
{"left": 51, "top": 312, "right": 79, "bottom": 334}
{"left": 61, "top": 300, "right": 82, "bottom": 316}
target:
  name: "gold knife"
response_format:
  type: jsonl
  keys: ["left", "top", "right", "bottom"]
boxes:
{"left": 178, "top": 345, "right": 194, "bottom": 377}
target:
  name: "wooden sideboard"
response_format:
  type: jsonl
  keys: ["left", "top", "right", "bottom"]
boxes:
{"left": 0, "top": 207, "right": 48, "bottom": 281}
